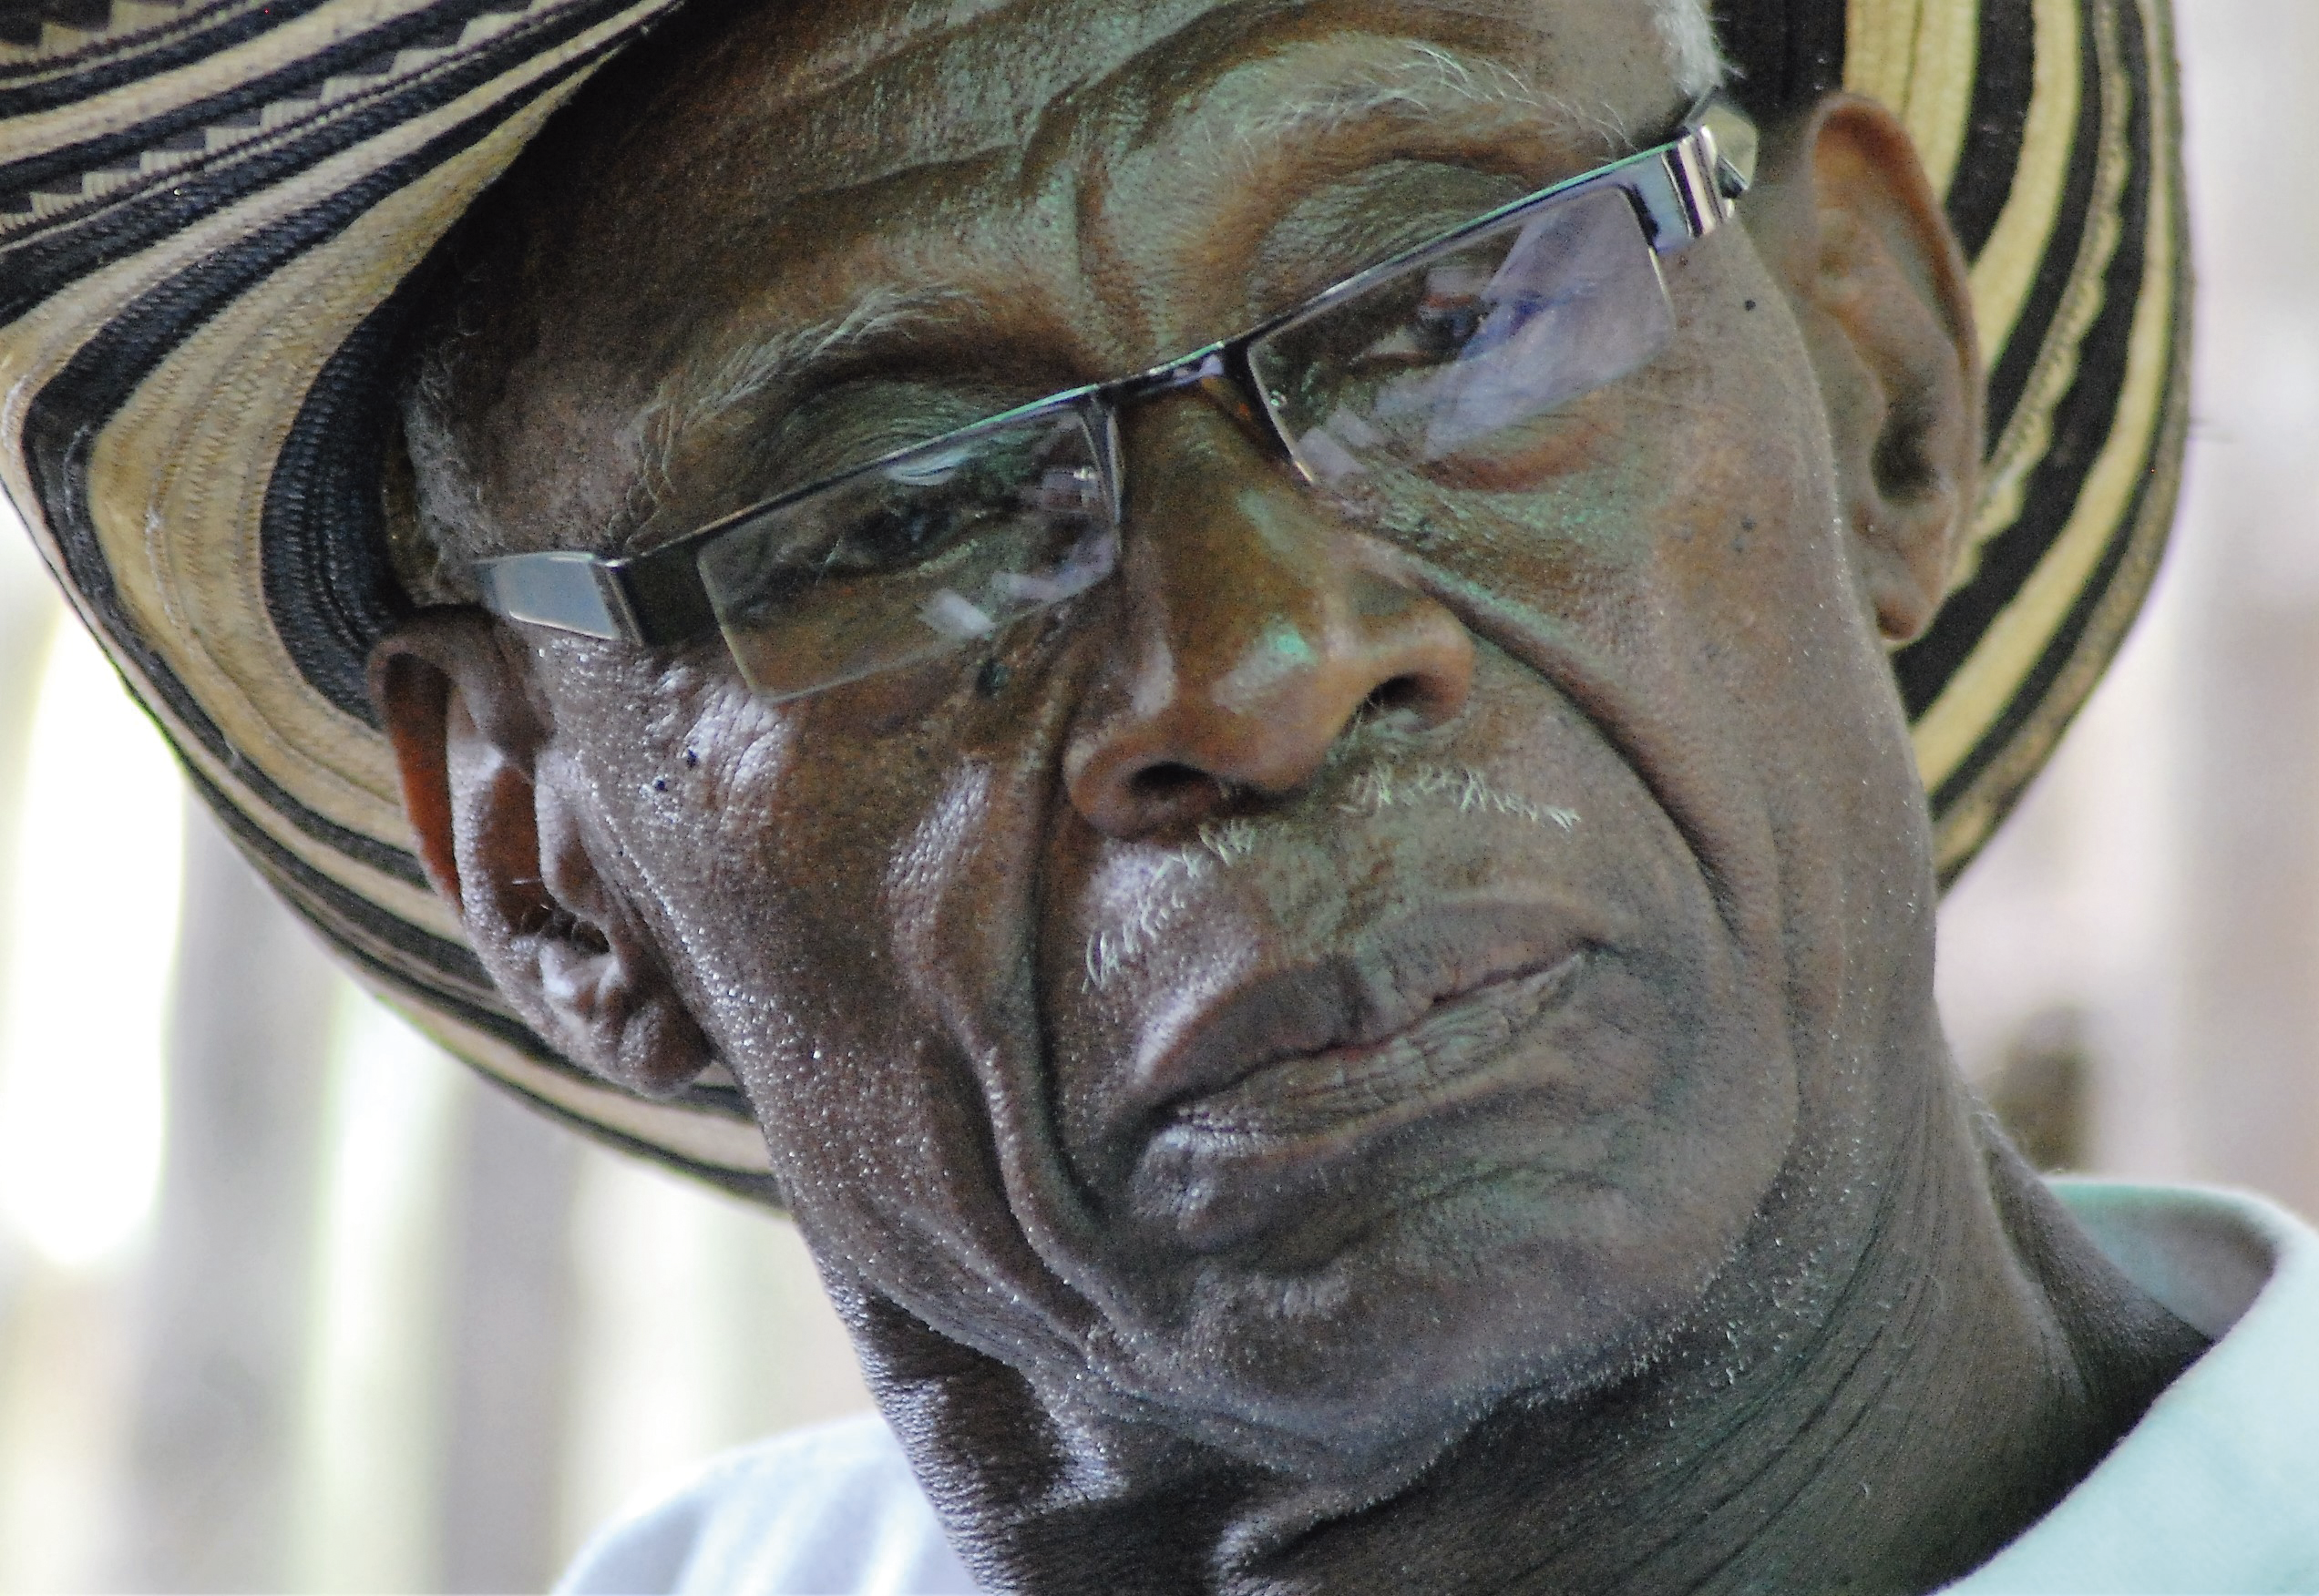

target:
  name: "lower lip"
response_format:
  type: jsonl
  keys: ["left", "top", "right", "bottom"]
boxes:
{"left": 1130, "top": 952, "right": 1592, "bottom": 1251}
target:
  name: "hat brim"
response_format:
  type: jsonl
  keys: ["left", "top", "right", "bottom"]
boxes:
{"left": 0, "top": 0, "right": 2189, "bottom": 1199}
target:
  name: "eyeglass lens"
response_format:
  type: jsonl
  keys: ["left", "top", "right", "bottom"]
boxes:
{"left": 1253, "top": 186, "right": 1672, "bottom": 494}
{"left": 699, "top": 409, "right": 1116, "bottom": 701}
{"left": 696, "top": 181, "right": 1672, "bottom": 702}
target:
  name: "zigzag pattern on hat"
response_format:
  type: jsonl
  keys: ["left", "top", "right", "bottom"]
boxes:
{"left": 2, "top": 0, "right": 203, "bottom": 55}
{"left": 0, "top": 0, "right": 559, "bottom": 229}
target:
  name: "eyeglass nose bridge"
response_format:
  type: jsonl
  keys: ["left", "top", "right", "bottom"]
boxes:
{"left": 1096, "top": 343, "right": 1293, "bottom": 509}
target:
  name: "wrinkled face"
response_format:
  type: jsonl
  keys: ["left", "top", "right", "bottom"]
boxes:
{"left": 466, "top": 0, "right": 1941, "bottom": 1474}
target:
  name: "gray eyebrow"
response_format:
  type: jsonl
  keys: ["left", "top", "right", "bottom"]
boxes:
{"left": 1217, "top": 43, "right": 1640, "bottom": 173}
{"left": 623, "top": 284, "right": 972, "bottom": 534}
{"left": 656, "top": 284, "right": 974, "bottom": 439}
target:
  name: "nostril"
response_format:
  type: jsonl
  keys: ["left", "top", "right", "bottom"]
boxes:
{"left": 1128, "top": 762, "right": 1212, "bottom": 806}
{"left": 1364, "top": 674, "right": 1431, "bottom": 717}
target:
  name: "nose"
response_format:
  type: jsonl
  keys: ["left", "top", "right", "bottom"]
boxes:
{"left": 1062, "top": 394, "right": 1475, "bottom": 838}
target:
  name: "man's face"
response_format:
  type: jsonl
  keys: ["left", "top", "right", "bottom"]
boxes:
{"left": 460, "top": 0, "right": 1945, "bottom": 1473}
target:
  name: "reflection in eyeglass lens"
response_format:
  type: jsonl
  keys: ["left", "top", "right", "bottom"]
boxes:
{"left": 698, "top": 412, "right": 1115, "bottom": 701}
{"left": 1253, "top": 184, "right": 1671, "bottom": 496}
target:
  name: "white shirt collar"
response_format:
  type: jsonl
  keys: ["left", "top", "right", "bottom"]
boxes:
{"left": 1943, "top": 1179, "right": 2319, "bottom": 1591}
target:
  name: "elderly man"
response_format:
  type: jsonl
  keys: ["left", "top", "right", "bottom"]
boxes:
{"left": 6, "top": 0, "right": 2315, "bottom": 1590}
{"left": 357, "top": 0, "right": 2228, "bottom": 1588}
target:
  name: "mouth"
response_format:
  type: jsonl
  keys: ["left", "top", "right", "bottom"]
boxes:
{"left": 1112, "top": 899, "right": 1603, "bottom": 1192}
{"left": 1163, "top": 949, "right": 1589, "bottom": 1141}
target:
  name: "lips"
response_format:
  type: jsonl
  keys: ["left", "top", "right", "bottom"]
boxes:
{"left": 1118, "top": 897, "right": 1604, "bottom": 1153}
{"left": 1166, "top": 952, "right": 1589, "bottom": 1141}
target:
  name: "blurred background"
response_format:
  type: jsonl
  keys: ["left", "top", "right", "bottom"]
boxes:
{"left": 0, "top": 0, "right": 2313, "bottom": 1588}
{"left": 0, "top": 529, "right": 873, "bottom": 1588}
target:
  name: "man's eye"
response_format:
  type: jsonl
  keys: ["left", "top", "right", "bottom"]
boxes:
{"left": 798, "top": 444, "right": 1045, "bottom": 578}
{"left": 710, "top": 477, "right": 1004, "bottom": 623}
{"left": 1407, "top": 293, "right": 1485, "bottom": 360}
{"left": 1344, "top": 274, "right": 1495, "bottom": 373}
{"left": 821, "top": 490, "right": 987, "bottom": 574}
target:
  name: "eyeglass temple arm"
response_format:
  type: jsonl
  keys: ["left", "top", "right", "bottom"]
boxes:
{"left": 473, "top": 537, "right": 713, "bottom": 646}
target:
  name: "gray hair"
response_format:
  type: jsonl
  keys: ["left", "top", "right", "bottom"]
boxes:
{"left": 390, "top": 339, "right": 491, "bottom": 606}
{"left": 1654, "top": 0, "right": 1727, "bottom": 101}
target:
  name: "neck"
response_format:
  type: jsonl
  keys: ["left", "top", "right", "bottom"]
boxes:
{"left": 1236, "top": 1079, "right": 2205, "bottom": 1594}
{"left": 854, "top": 1066, "right": 2206, "bottom": 1595}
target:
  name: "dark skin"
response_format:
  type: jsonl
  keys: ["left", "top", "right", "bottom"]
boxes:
{"left": 373, "top": 1, "right": 2208, "bottom": 1589}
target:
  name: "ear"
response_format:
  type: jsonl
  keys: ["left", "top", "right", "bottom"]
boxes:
{"left": 1749, "top": 94, "right": 1984, "bottom": 644}
{"left": 370, "top": 610, "right": 715, "bottom": 1096}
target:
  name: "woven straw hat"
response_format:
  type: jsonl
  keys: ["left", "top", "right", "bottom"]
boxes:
{"left": 0, "top": 0, "right": 2189, "bottom": 1202}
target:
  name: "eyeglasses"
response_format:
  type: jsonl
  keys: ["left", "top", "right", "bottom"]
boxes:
{"left": 473, "top": 95, "right": 1759, "bottom": 702}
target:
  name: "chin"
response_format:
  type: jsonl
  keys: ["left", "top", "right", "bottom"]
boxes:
{"left": 1067, "top": 1172, "right": 1750, "bottom": 1480}
{"left": 1069, "top": 958, "right": 1799, "bottom": 1473}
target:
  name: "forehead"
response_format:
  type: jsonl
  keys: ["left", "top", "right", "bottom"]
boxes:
{"left": 693, "top": 0, "right": 1675, "bottom": 184}
{"left": 475, "top": 0, "right": 1681, "bottom": 536}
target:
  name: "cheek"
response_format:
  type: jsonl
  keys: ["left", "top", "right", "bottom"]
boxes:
{"left": 1654, "top": 332, "right": 1927, "bottom": 878}
{"left": 571, "top": 668, "right": 943, "bottom": 1112}
{"left": 596, "top": 670, "right": 1096, "bottom": 1333}
{"left": 1634, "top": 275, "right": 1938, "bottom": 1085}
{"left": 1502, "top": 257, "right": 1901, "bottom": 874}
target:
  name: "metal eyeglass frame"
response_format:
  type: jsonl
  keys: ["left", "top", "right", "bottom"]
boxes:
{"left": 471, "top": 92, "right": 1760, "bottom": 650}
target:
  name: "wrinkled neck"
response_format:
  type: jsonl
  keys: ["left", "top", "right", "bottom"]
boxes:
{"left": 1226, "top": 1073, "right": 2206, "bottom": 1595}
{"left": 845, "top": 1060, "right": 2207, "bottom": 1596}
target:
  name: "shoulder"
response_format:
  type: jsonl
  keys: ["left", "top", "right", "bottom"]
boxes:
{"left": 555, "top": 1413, "right": 980, "bottom": 1596}
{"left": 1944, "top": 1181, "right": 2319, "bottom": 1591}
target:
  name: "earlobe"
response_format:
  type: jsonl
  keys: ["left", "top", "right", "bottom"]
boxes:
{"left": 370, "top": 611, "right": 715, "bottom": 1097}
{"left": 1756, "top": 95, "right": 1984, "bottom": 644}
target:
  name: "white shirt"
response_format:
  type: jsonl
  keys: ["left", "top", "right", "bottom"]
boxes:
{"left": 558, "top": 1182, "right": 2319, "bottom": 1596}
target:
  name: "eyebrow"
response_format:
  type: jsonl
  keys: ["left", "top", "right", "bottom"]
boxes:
{"left": 1217, "top": 41, "right": 1641, "bottom": 170}
{"left": 618, "top": 281, "right": 979, "bottom": 535}
{"left": 658, "top": 283, "right": 975, "bottom": 441}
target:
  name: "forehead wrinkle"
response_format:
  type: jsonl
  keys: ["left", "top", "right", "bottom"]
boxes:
{"left": 1215, "top": 38, "right": 1639, "bottom": 168}
{"left": 746, "top": 0, "right": 1035, "bottom": 107}
{"left": 1083, "top": 1, "right": 1673, "bottom": 179}
{"left": 1071, "top": 29, "right": 1664, "bottom": 346}
{"left": 897, "top": 1, "right": 1632, "bottom": 357}
{"left": 763, "top": 0, "right": 1234, "bottom": 108}
{"left": 733, "top": 0, "right": 1235, "bottom": 207}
